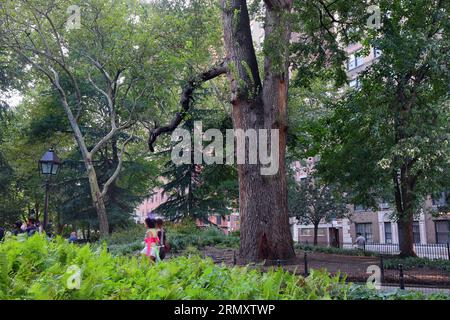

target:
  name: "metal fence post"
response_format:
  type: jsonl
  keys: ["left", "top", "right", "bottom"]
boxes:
{"left": 399, "top": 264, "right": 405, "bottom": 290}
{"left": 379, "top": 255, "right": 385, "bottom": 284}
{"left": 447, "top": 243, "right": 450, "bottom": 261}
{"left": 304, "top": 252, "right": 309, "bottom": 277}
{"left": 233, "top": 250, "right": 236, "bottom": 266}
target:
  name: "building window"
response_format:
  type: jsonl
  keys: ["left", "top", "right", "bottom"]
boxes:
{"left": 349, "top": 78, "right": 360, "bottom": 88}
{"left": 435, "top": 221, "right": 450, "bottom": 244}
{"left": 300, "top": 228, "right": 326, "bottom": 236}
{"left": 355, "top": 223, "right": 373, "bottom": 243}
{"left": 216, "top": 215, "right": 222, "bottom": 225}
{"left": 413, "top": 222, "right": 421, "bottom": 243}
{"left": 432, "top": 191, "right": 448, "bottom": 206}
{"left": 384, "top": 222, "right": 392, "bottom": 244}
{"left": 300, "top": 228, "right": 312, "bottom": 236}
{"left": 379, "top": 201, "right": 390, "bottom": 209}
{"left": 354, "top": 204, "right": 367, "bottom": 211}
{"left": 347, "top": 50, "right": 364, "bottom": 71}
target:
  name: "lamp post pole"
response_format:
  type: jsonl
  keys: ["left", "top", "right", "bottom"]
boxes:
{"left": 38, "top": 147, "right": 61, "bottom": 234}
{"left": 43, "top": 179, "right": 50, "bottom": 232}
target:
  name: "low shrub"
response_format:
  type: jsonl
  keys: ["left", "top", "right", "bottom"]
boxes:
{"left": 105, "top": 222, "right": 239, "bottom": 255}
{"left": 167, "top": 228, "right": 239, "bottom": 252}
{"left": 106, "top": 224, "right": 146, "bottom": 246}
{"left": 295, "top": 243, "right": 378, "bottom": 257}
{"left": 165, "top": 218, "right": 199, "bottom": 235}
{"left": 0, "top": 235, "right": 448, "bottom": 300}
{"left": 382, "top": 256, "right": 450, "bottom": 271}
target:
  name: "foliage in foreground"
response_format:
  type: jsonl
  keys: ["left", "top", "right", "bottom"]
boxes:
{"left": 0, "top": 235, "right": 448, "bottom": 300}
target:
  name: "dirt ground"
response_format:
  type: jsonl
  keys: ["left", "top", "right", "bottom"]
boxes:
{"left": 169, "top": 246, "right": 450, "bottom": 287}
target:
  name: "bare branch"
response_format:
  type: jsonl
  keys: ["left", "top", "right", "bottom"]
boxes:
{"left": 48, "top": 66, "right": 91, "bottom": 159}
{"left": 88, "top": 72, "right": 114, "bottom": 111}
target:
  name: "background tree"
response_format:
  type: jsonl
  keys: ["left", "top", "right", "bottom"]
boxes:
{"left": 147, "top": 0, "right": 370, "bottom": 261}
{"left": 0, "top": 86, "right": 159, "bottom": 234}
{"left": 148, "top": 0, "right": 300, "bottom": 261}
{"left": 297, "top": 0, "right": 449, "bottom": 256}
{"left": 0, "top": 0, "right": 210, "bottom": 236}
{"left": 288, "top": 172, "right": 349, "bottom": 245}
{"left": 155, "top": 109, "right": 238, "bottom": 221}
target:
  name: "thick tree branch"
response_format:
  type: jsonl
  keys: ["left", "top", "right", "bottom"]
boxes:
{"left": 101, "top": 135, "right": 134, "bottom": 197}
{"left": 147, "top": 60, "right": 228, "bottom": 152}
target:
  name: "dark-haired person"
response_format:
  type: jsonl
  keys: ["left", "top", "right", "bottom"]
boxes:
{"left": 156, "top": 218, "right": 169, "bottom": 260}
{"left": 26, "top": 218, "right": 38, "bottom": 236}
{"left": 12, "top": 221, "right": 24, "bottom": 236}
{"left": 141, "top": 218, "right": 160, "bottom": 262}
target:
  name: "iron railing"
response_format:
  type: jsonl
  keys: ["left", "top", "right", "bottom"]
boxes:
{"left": 339, "top": 242, "right": 450, "bottom": 260}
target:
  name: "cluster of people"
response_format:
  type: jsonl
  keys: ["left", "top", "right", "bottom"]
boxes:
{"left": 1, "top": 216, "right": 170, "bottom": 264}
{"left": 0, "top": 218, "right": 44, "bottom": 241}
{"left": 141, "top": 218, "right": 169, "bottom": 262}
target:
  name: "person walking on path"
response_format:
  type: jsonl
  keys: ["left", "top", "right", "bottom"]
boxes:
{"left": 141, "top": 218, "right": 160, "bottom": 262}
{"left": 355, "top": 233, "right": 366, "bottom": 250}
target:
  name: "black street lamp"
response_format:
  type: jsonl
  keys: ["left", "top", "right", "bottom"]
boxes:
{"left": 38, "top": 148, "right": 61, "bottom": 232}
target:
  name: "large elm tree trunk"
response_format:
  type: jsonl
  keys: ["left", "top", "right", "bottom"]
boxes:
{"left": 222, "top": 0, "right": 295, "bottom": 261}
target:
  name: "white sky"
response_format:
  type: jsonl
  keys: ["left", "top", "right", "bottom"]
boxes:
{"left": 1, "top": 90, "right": 23, "bottom": 108}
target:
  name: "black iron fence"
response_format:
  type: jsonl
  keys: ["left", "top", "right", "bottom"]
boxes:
{"left": 379, "top": 255, "right": 450, "bottom": 289}
{"left": 298, "top": 241, "right": 450, "bottom": 260}
{"left": 201, "top": 248, "right": 450, "bottom": 290}
{"left": 340, "top": 242, "right": 450, "bottom": 260}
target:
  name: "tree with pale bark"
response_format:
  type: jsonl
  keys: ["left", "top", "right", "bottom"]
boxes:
{"left": 0, "top": 0, "right": 191, "bottom": 236}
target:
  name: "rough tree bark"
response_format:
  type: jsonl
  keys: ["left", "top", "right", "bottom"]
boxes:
{"left": 221, "top": 0, "right": 294, "bottom": 261}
